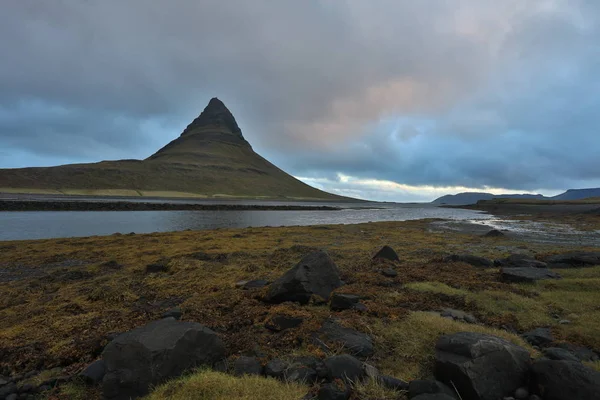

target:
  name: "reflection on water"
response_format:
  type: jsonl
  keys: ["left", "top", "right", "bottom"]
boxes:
{"left": 0, "top": 203, "right": 491, "bottom": 240}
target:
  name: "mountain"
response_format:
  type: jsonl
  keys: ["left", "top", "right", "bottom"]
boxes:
{"left": 432, "top": 188, "right": 600, "bottom": 205}
{"left": 0, "top": 98, "right": 348, "bottom": 200}
{"left": 432, "top": 192, "right": 546, "bottom": 206}
{"left": 551, "top": 188, "right": 600, "bottom": 201}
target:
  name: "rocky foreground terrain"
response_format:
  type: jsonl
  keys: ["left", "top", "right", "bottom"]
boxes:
{"left": 1, "top": 217, "right": 599, "bottom": 399}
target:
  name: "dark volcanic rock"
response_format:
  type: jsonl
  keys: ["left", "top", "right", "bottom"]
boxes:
{"left": 444, "top": 254, "right": 494, "bottom": 268}
{"left": 102, "top": 318, "right": 225, "bottom": 400}
{"left": 409, "top": 380, "right": 456, "bottom": 399}
{"left": 264, "top": 251, "right": 342, "bottom": 304}
{"left": 145, "top": 259, "right": 169, "bottom": 273}
{"left": 324, "top": 354, "right": 364, "bottom": 382}
{"left": 545, "top": 251, "right": 600, "bottom": 268}
{"left": 319, "top": 320, "right": 374, "bottom": 358}
{"left": 236, "top": 279, "right": 269, "bottom": 290}
{"left": 330, "top": 294, "right": 360, "bottom": 311}
{"left": 495, "top": 254, "right": 548, "bottom": 269}
{"left": 542, "top": 347, "right": 580, "bottom": 362}
{"left": 434, "top": 332, "right": 530, "bottom": 400}
{"left": 318, "top": 381, "right": 351, "bottom": 400}
{"left": 530, "top": 359, "right": 600, "bottom": 400}
{"left": 554, "top": 343, "right": 599, "bottom": 362}
{"left": 381, "top": 268, "right": 398, "bottom": 278}
{"left": 79, "top": 359, "right": 106, "bottom": 385}
{"left": 373, "top": 245, "right": 400, "bottom": 262}
{"left": 411, "top": 395, "right": 456, "bottom": 400}
{"left": 264, "top": 315, "right": 304, "bottom": 332}
{"left": 500, "top": 267, "right": 561, "bottom": 283}
{"left": 483, "top": 229, "right": 505, "bottom": 238}
{"left": 161, "top": 307, "right": 183, "bottom": 320}
{"left": 234, "top": 356, "right": 263, "bottom": 376}
{"left": 378, "top": 375, "right": 409, "bottom": 391}
{"left": 264, "top": 359, "right": 288, "bottom": 379}
{"left": 440, "top": 308, "right": 477, "bottom": 324}
{"left": 522, "top": 327, "right": 553, "bottom": 347}
{"left": 0, "top": 383, "right": 17, "bottom": 398}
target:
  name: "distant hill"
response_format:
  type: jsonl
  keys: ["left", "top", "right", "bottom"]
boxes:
{"left": 432, "top": 192, "right": 546, "bottom": 206}
{"left": 551, "top": 188, "right": 600, "bottom": 201}
{"left": 0, "top": 98, "right": 350, "bottom": 201}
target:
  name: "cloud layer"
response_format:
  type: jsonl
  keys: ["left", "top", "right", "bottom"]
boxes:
{"left": 1, "top": 1, "right": 599, "bottom": 200}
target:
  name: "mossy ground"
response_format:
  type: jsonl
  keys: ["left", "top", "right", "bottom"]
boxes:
{"left": 1, "top": 217, "right": 599, "bottom": 399}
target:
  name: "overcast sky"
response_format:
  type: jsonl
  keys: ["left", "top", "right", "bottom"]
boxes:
{"left": 1, "top": 1, "right": 599, "bottom": 201}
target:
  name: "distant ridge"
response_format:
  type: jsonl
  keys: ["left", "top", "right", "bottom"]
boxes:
{"left": 432, "top": 188, "right": 600, "bottom": 206}
{"left": 0, "top": 98, "right": 351, "bottom": 201}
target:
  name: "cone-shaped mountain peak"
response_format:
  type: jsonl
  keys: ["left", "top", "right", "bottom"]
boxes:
{"left": 181, "top": 97, "right": 242, "bottom": 138}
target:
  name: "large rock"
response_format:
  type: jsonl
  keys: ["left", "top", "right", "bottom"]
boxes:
{"left": 102, "top": 318, "right": 225, "bottom": 399}
{"left": 79, "top": 359, "right": 106, "bottom": 385}
{"left": 434, "top": 332, "right": 531, "bottom": 400}
{"left": 264, "top": 251, "right": 342, "bottom": 304}
{"left": 542, "top": 347, "right": 580, "bottom": 362}
{"left": 319, "top": 319, "right": 374, "bottom": 358}
{"left": 554, "top": 343, "right": 599, "bottom": 362}
{"left": 495, "top": 254, "right": 548, "bottom": 269}
{"left": 408, "top": 380, "right": 456, "bottom": 399}
{"left": 521, "top": 327, "right": 553, "bottom": 347}
{"left": 545, "top": 251, "right": 600, "bottom": 268}
{"left": 234, "top": 356, "right": 263, "bottom": 376}
{"left": 373, "top": 245, "right": 400, "bottom": 262}
{"left": 330, "top": 294, "right": 360, "bottom": 311}
{"left": 444, "top": 254, "right": 493, "bottom": 268}
{"left": 323, "top": 354, "right": 364, "bottom": 382}
{"left": 530, "top": 359, "right": 600, "bottom": 400}
{"left": 500, "top": 267, "right": 561, "bottom": 283}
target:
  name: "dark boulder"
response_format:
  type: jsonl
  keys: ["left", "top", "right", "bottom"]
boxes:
{"left": 161, "top": 307, "right": 182, "bottom": 320}
{"left": 554, "top": 343, "right": 599, "bottom": 362}
{"left": 522, "top": 328, "right": 553, "bottom": 347}
{"left": 373, "top": 245, "right": 400, "bottom": 262}
{"left": 545, "top": 251, "right": 600, "bottom": 268}
{"left": 265, "top": 359, "right": 288, "bottom": 379}
{"left": 500, "top": 267, "right": 561, "bottom": 283}
{"left": 330, "top": 294, "right": 360, "bottom": 311}
{"left": 483, "top": 229, "right": 505, "bottom": 238}
{"left": 434, "top": 332, "right": 530, "bottom": 400}
{"left": 284, "top": 356, "right": 326, "bottom": 383}
{"left": 102, "top": 317, "right": 225, "bottom": 399}
{"left": 440, "top": 309, "right": 477, "bottom": 324}
{"left": 0, "top": 383, "right": 16, "bottom": 399}
{"left": 236, "top": 279, "right": 269, "bottom": 290}
{"left": 324, "top": 354, "right": 364, "bottom": 382}
{"left": 495, "top": 254, "right": 548, "bottom": 269}
{"left": 408, "top": 380, "right": 456, "bottom": 399}
{"left": 444, "top": 254, "right": 493, "bottom": 268}
{"left": 542, "top": 347, "right": 580, "bottom": 362}
{"left": 381, "top": 268, "right": 398, "bottom": 278}
{"left": 378, "top": 375, "right": 408, "bottom": 391}
{"left": 264, "top": 315, "right": 304, "bottom": 332}
{"left": 530, "top": 359, "right": 600, "bottom": 400}
{"left": 145, "top": 258, "right": 169, "bottom": 273}
{"left": 318, "top": 381, "right": 351, "bottom": 400}
{"left": 319, "top": 319, "right": 374, "bottom": 358}
{"left": 264, "top": 251, "right": 342, "bottom": 304}
{"left": 79, "top": 359, "right": 106, "bottom": 385}
{"left": 234, "top": 356, "right": 263, "bottom": 376}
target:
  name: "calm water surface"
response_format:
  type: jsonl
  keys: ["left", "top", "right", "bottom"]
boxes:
{"left": 0, "top": 202, "right": 492, "bottom": 240}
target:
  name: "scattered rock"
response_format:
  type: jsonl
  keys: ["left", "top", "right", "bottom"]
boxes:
{"left": 161, "top": 307, "right": 183, "bottom": 320}
{"left": 483, "top": 229, "right": 505, "bottom": 238}
{"left": 0, "top": 376, "right": 8, "bottom": 386}
{"left": 0, "top": 383, "right": 16, "bottom": 399}
{"left": 440, "top": 308, "right": 477, "bottom": 324}
{"left": 444, "top": 254, "right": 494, "bottom": 268}
{"left": 6, "top": 394, "right": 17, "bottom": 400}
{"left": 545, "top": 251, "right": 600, "bottom": 268}
{"left": 324, "top": 354, "right": 364, "bottom": 383}
{"left": 102, "top": 317, "right": 226, "bottom": 399}
{"left": 411, "top": 394, "right": 456, "bottom": 400}
{"left": 500, "top": 267, "right": 561, "bottom": 283}
{"left": 19, "top": 383, "right": 34, "bottom": 393}
{"left": 381, "top": 268, "right": 398, "bottom": 278}
{"left": 264, "top": 251, "right": 342, "bottom": 304}
{"left": 264, "top": 359, "right": 288, "bottom": 379}
{"left": 495, "top": 254, "right": 548, "bottom": 269}
{"left": 330, "top": 294, "right": 360, "bottom": 311}
{"left": 378, "top": 375, "right": 408, "bottom": 391}
{"left": 373, "top": 245, "right": 400, "bottom": 262}
{"left": 145, "top": 258, "right": 169, "bottom": 273}
{"left": 264, "top": 315, "right": 304, "bottom": 332}
{"left": 513, "top": 387, "right": 528, "bottom": 399}
{"left": 236, "top": 279, "right": 269, "bottom": 290}
{"left": 319, "top": 319, "right": 374, "bottom": 358}
{"left": 554, "top": 343, "right": 599, "bottom": 362}
{"left": 284, "top": 356, "right": 326, "bottom": 383}
{"left": 558, "top": 319, "right": 570, "bottom": 325}
{"left": 79, "top": 359, "right": 106, "bottom": 385}
{"left": 318, "top": 381, "right": 351, "bottom": 400}
{"left": 408, "top": 380, "right": 456, "bottom": 399}
{"left": 530, "top": 359, "right": 600, "bottom": 400}
{"left": 542, "top": 347, "right": 580, "bottom": 362}
{"left": 100, "top": 260, "right": 123, "bottom": 270}
{"left": 434, "top": 332, "right": 530, "bottom": 400}
{"left": 522, "top": 327, "right": 553, "bottom": 347}
{"left": 234, "top": 356, "right": 263, "bottom": 376}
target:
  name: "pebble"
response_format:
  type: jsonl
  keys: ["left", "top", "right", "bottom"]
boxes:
{"left": 559, "top": 319, "right": 571, "bottom": 325}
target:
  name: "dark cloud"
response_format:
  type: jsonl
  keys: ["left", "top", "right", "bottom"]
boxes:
{"left": 0, "top": 1, "right": 599, "bottom": 199}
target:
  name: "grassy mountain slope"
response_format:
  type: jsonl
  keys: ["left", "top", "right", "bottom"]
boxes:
{"left": 0, "top": 98, "right": 348, "bottom": 200}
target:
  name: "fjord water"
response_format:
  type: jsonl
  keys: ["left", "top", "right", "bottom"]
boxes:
{"left": 0, "top": 202, "right": 491, "bottom": 240}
